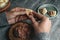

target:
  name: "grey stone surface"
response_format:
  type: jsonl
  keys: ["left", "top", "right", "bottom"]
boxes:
{"left": 0, "top": 0, "right": 60, "bottom": 40}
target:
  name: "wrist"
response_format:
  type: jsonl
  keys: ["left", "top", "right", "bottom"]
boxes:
{"left": 34, "top": 29, "right": 50, "bottom": 34}
{"left": 35, "top": 32, "right": 50, "bottom": 40}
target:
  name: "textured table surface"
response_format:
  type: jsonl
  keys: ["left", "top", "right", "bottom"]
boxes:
{"left": 0, "top": 0, "right": 60, "bottom": 40}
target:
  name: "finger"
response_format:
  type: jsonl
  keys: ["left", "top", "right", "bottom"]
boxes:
{"left": 8, "top": 18, "right": 16, "bottom": 24}
{"left": 11, "top": 7, "right": 21, "bottom": 11}
{"left": 28, "top": 15, "right": 38, "bottom": 25}
{"left": 33, "top": 12, "right": 47, "bottom": 21}
{"left": 11, "top": 7, "right": 25, "bottom": 12}
{"left": 10, "top": 7, "right": 26, "bottom": 17}
{"left": 6, "top": 11, "right": 26, "bottom": 19}
{"left": 12, "top": 11, "right": 26, "bottom": 17}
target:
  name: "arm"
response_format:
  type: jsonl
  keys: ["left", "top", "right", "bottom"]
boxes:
{"left": 34, "top": 33, "right": 50, "bottom": 40}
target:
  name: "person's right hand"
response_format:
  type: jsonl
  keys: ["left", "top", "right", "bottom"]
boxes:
{"left": 28, "top": 13, "right": 51, "bottom": 34}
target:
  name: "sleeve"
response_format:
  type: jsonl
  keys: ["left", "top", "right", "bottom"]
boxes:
{"left": 32, "top": 33, "right": 50, "bottom": 40}
{"left": 0, "top": 12, "right": 9, "bottom": 27}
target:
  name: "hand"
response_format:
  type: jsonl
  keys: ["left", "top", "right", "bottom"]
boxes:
{"left": 28, "top": 13, "right": 51, "bottom": 33}
{"left": 5, "top": 7, "right": 26, "bottom": 24}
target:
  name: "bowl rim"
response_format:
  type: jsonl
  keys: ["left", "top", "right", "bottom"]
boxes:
{"left": 38, "top": 4, "right": 59, "bottom": 18}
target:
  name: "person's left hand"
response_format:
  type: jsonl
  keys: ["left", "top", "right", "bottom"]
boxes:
{"left": 5, "top": 7, "right": 26, "bottom": 24}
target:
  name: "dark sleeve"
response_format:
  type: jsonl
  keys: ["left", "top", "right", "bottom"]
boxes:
{"left": 0, "top": 12, "right": 9, "bottom": 27}
{"left": 32, "top": 33, "right": 50, "bottom": 40}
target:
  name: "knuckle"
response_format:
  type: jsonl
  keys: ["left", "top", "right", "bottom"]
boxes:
{"left": 46, "top": 17, "right": 49, "bottom": 20}
{"left": 44, "top": 17, "right": 49, "bottom": 21}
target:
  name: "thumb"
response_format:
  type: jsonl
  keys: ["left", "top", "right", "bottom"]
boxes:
{"left": 29, "top": 15, "right": 38, "bottom": 25}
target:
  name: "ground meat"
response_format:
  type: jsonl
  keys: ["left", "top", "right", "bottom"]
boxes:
{"left": 13, "top": 22, "right": 31, "bottom": 40}
{"left": 15, "top": 14, "right": 28, "bottom": 22}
